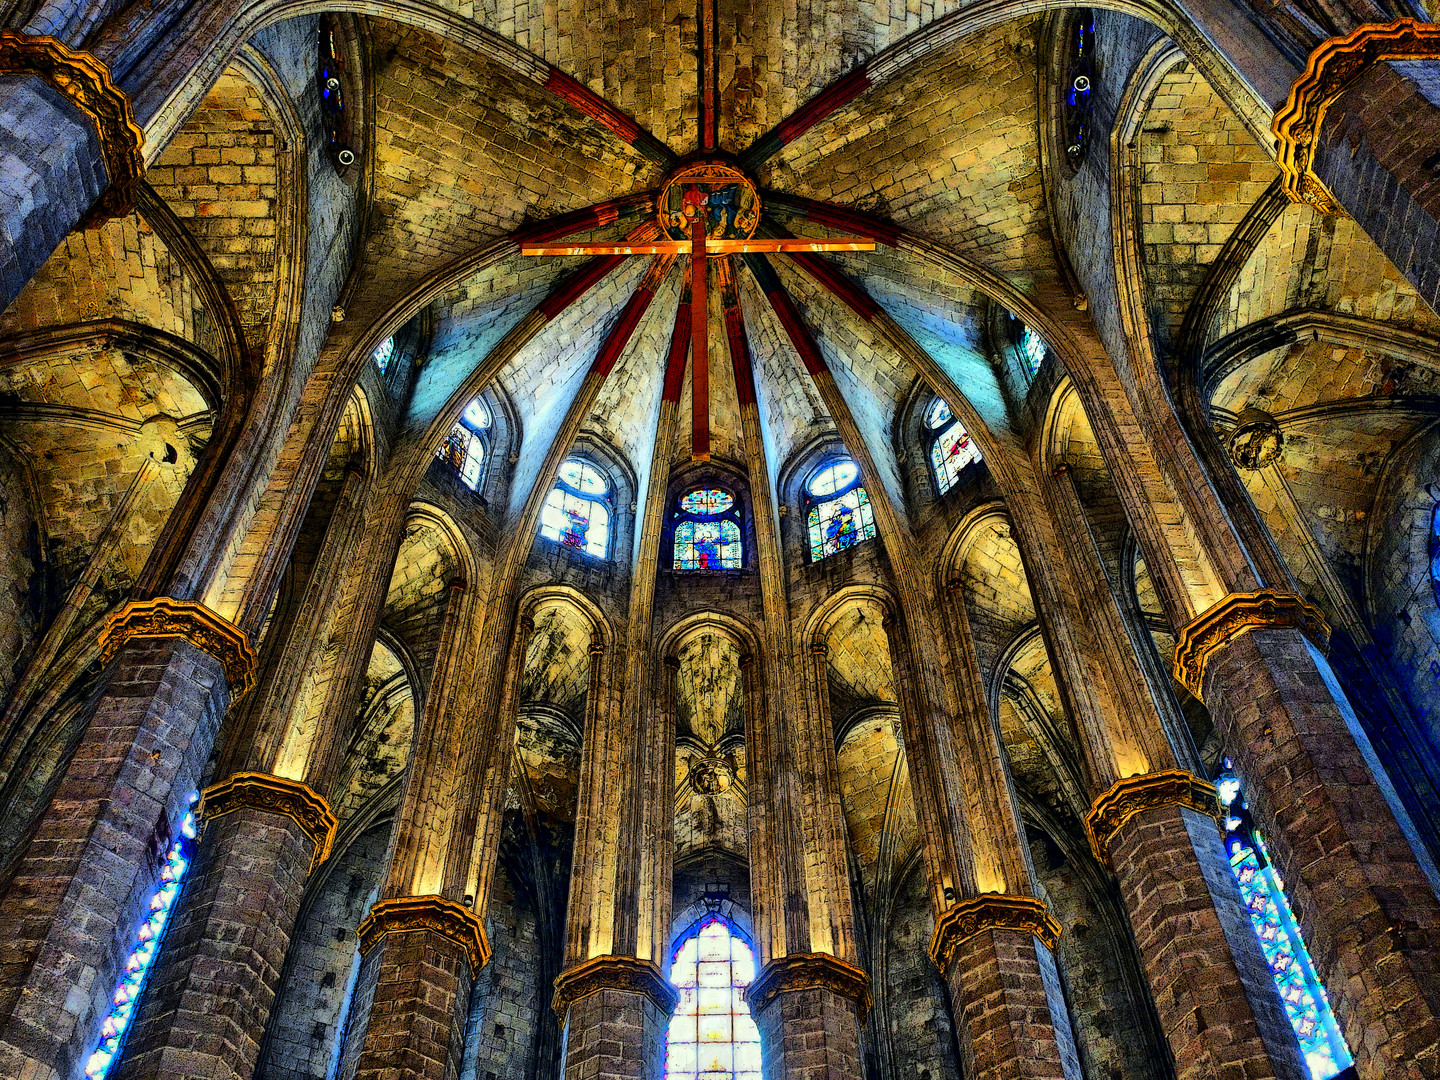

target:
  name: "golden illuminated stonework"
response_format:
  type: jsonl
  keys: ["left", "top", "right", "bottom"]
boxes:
{"left": 928, "top": 895, "right": 1061, "bottom": 973}
{"left": 0, "top": 30, "right": 144, "bottom": 224}
{"left": 198, "top": 772, "right": 338, "bottom": 872}
{"left": 1172, "top": 589, "right": 1329, "bottom": 699}
{"left": 98, "top": 598, "right": 258, "bottom": 699}
{"left": 747, "top": 952, "right": 872, "bottom": 1019}
{"left": 1273, "top": 19, "right": 1440, "bottom": 214}
{"left": 551, "top": 954, "right": 679, "bottom": 1018}
{"left": 357, "top": 895, "right": 491, "bottom": 974}
{"left": 1084, "top": 770, "right": 1220, "bottom": 868}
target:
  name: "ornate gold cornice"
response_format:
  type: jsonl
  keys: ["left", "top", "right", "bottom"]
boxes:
{"left": 1084, "top": 769, "right": 1220, "bottom": 868}
{"left": 198, "top": 772, "right": 337, "bottom": 872}
{"left": 1171, "top": 589, "right": 1329, "bottom": 698}
{"left": 356, "top": 895, "right": 491, "bottom": 974}
{"left": 746, "top": 952, "right": 871, "bottom": 1019}
{"left": 1273, "top": 19, "right": 1440, "bottom": 214}
{"left": 0, "top": 30, "right": 144, "bottom": 224}
{"left": 99, "top": 598, "right": 257, "bottom": 699}
{"left": 551, "top": 954, "right": 679, "bottom": 1019}
{"left": 928, "top": 895, "right": 1062, "bottom": 973}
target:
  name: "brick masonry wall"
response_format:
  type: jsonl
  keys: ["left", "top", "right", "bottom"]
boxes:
{"left": 753, "top": 985, "right": 863, "bottom": 1080}
{"left": 559, "top": 987, "right": 666, "bottom": 1080}
{"left": 878, "top": 863, "right": 963, "bottom": 1080}
{"left": 461, "top": 860, "right": 545, "bottom": 1080}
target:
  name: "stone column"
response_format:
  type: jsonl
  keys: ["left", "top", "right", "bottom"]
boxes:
{"left": 0, "top": 600, "right": 254, "bottom": 1080}
{"left": 115, "top": 465, "right": 367, "bottom": 1080}
{"left": 1174, "top": 595, "right": 1440, "bottom": 1080}
{"left": 1035, "top": 468, "right": 1307, "bottom": 1080}
{"left": 339, "top": 580, "right": 493, "bottom": 1080}
{"left": 881, "top": 609, "right": 1081, "bottom": 1080}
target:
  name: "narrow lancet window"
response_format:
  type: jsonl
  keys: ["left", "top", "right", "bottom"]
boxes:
{"left": 435, "top": 396, "right": 490, "bottom": 490}
{"left": 372, "top": 336, "right": 396, "bottom": 374}
{"left": 539, "top": 458, "right": 611, "bottom": 558}
{"left": 84, "top": 804, "right": 198, "bottom": 1079}
{"left": 666, "top": 917, "right": 762, "bottom": 1080}
{"left": 806, "top": 459, "right": 876, "bottom": 561}
{"left": 674, "top": 488, "right": 742, "bottom": 569}
{"left": 924, "top": 399, "right": 982, "bottom": 495}
{"left": 1216, "top": 766, "right": 1354, "bottom": 1079}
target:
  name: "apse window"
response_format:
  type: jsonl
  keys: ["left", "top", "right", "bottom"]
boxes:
{"left": 372, "top": 335, "right": 396, "bottom": 374}
{"left": 925, "top": 399, "right": 983, "bottom": 495}
{"left": 435, "top": 397, "right": 490, "bottom": 490}
{"left": 674, "top": 488, "right": 742, "bottom": 570}
{"left": 806, "top": 459, "right": 877, "bottom": 561}
{"left": 666, "top": 917, "right": 762, "bottom": 1080}
{"left": 84, "top": 802, "right": 198, "bottom": 1079}
{"left": 1216, "top": 766, "right": 1354, "bottom": 1080}
{"left": 1063, "top": 10, "right": 1097, "bottom": 169}
{"left": 540, "top": 458, "right": 611, "bottom": 558}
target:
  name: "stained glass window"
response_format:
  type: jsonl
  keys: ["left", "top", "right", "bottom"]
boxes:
{"left": 1216, "top": 766, "right": 1354, "bottom": 1080}
{"left": 372, "top": 336, "right": 396, "bottom": 374}
{"left": 434, "top": 396, "right": 490, "bottom": 490}
{"left": 317, "top": 16, "right": 355, "bottom": 171}
{"left": 540, "top": 458, "right": 610, "bottom": 558}
{"left": 1063, "top": 11, "right": 1097, "bottom": 170}
{"left": 924, "top": 397, "right": 982, "bottom": 495}
{"left": 805, "top": 460, "right": 876, "bottom": 562}
{"left": 666, "top": 918, "right": 762, "bottom": 1080}
{"left": 85, "top": 803, "right": 198, "bottom": 1080}
{"left": 1020, "top": 327, "right": 1048, "bottom": 377}
{"left": 674, "top": 487, "right": 743, "bottom": 570}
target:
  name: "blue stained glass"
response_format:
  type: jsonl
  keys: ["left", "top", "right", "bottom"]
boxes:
{"left": 666, "top": 918, "right": 762, "bottom": 1080}
{"left": 540, "top": 487, "right": 609, "bottom": 557}
{"left": 85, "top": 804, "right": 198, "bottom": 1079}
{"left": 807, "top": 487, "right": 876, "bottom": 561}
{"left": 680, "top": 489, "right": 734, "bottom": 515}
{"left": 1218, "top": 769, "right": 1353, "bottom": 1080}
{"left": 925, "top": 398, "right": 954, "bottom": 429}
{"left": 372, "top": 336, "right": 395, "bottom": 373}
{"left": 1019, "top": 327, "right": 1047, "bottom": 377}
{"left": 675, "top": 519, "right": 741, "bottom": 569}
{"left": 931, "top": 420, "right": 982, "bottom": 494}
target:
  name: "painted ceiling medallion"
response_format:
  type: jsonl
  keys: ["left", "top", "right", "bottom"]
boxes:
{"left": 657, "top": 160, "right": 761, "bottom": 248}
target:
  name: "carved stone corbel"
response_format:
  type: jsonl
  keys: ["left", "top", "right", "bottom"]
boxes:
{"left": 98, "top": 597, "right": 257, "bottom": 699}
{"left": 0, "top": 30, "right": 144, "bottom": 225}
{"left": 1084, "top": 769, "right": 1220, "bottom": 868}
{"left": 1171, "top": 589, "right": 1329, "bottom": 699}
{"left": 356, "top": 895, "right": 491, "bottom": 974}
{"left": 746, "top": 952, "right": 871, "bottom": 1019}
{"left": 928, "top": 895, "right": 1062, "bottom": 974}
{"left": 551, "top": 954, "right": 679, "bottom": 1020}
{"left": 1273, "top": 18, "right": 1440, "bottom": 214}
{"left": 198, "top": 772, "right": 338, "bottom": 872}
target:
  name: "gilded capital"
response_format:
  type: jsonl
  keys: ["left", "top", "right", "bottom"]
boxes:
{"left": 551, "top": 954, "right": 679, "bottom": 1019}
{"left": 1084, "top": 769, "right": 1220, "bottom": 868}
{"left": 747, "top": 952, "right": 871, "bottom": 1019}
{"left": 1273, "top": 19, "right": 1440, "bottom": 214}
{"left": 357, "top": 895, "right": 491, "bottom": 974}
{"left": 0, "top": 31, "right": 144, "bottom": 224}
{"left": 1172, "top": 589, "right": 1328, "bottom": 699}
{"left": 198, "top": 772, "right": 337, "bottom": 872}
{"left": 929, "top": 895, "right": 1061, "bottom": 974}
{"left": 99, "top": 598, "right": 257, "bottom": 699}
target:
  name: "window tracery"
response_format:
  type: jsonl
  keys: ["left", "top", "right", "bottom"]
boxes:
{"left": 539, "top": 458, "right": 611, "bottom": 558}
{"left": 665, "top": 917, "right": 762, "bottom": 1080}
{"left": 435, "top": 396, "right": 490, "bottom": 490}
{"left": 805, "top": 459, "right": 876, "bottom": 561}
{"left": 925, "top": 398, "right": 983, "bottom": 495}
{"left": 84, "top": 804, "right": 198, "bottom": 1079}
{"left": 1062, "top": 11, "right": 1097, "bottom": 170}
{"left": 1216, "top": 766, "right": 1354, "bottom": 1080}
{"left": 317, "top": 16, "right": 356, "bottom": 172}
{"left": 674, "top": 488, "right": 742, "bottom": 569}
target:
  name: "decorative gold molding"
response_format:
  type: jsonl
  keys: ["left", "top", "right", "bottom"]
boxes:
{"left": 1171, "top": 589, "right": 1329, "bottom": 698}
{"left": 1273, "top": 19, "right": 1440, "bottom": 214}
{"left": 356, "top": 895, "right": 491, "bottom": 974}
{"left": 1084, "top": 769, "right": 1220, "bottom": 868}
{"left": 198, "top": 772, "right": 337, "bottom": 872}
{"left": 0, "top": 30, "right": 145, "bottom": 224}
{"left": 928, "top": 895, "right": 1062, "bottom": 973}
{"left": 746, "top": 952, "right": 872, "bottom": 1019}
{"left": 98, "top": 598, "right": 257, "bottom": 699}
{"left": 551, "top": 954, "right": 679, "bottom": 1019}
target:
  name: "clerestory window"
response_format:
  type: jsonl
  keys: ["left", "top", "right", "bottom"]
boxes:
{"left": 435, "top": 397, "right": 490, "bottom": 491}
{"left": 539, "top": 458, "right": 611, "bottom": 558}
{"left": 372, "top": 336, "right": 396, "bottom": 374}
{"left": 665, "top": 917, "right": 762, "bottom": 1080}
{"left": 805, "top": 459, "right": 876, "bottom": 562}
{"left": 925, "top": 398, "right": 983, "bottom": 495}
{"left": 674, "top": 488, "right": 743, "bottom": 570}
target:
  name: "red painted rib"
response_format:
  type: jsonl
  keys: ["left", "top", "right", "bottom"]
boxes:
{"left": 544, "top": 67, "right": 643, "bottom": 144}
{"left": 690, "top": 217, "right": 710, "bottom": 458}
{"left": 591, "top": 258, "right": 674, "bottom": 378}
{"left": 787, "top": 252, "right": 881, "bottom": 322}
{"left": 763, "top": 284, "right": 827, "bottom": 377}
{"left": 721, "top": 280, "right": 758, "bottom": 408}
{"left": 663, "top": 286, "right": 692, "bottom": 403}
{"left": 538, "top": 255, "right": 626, "bottom": 320}
{"left": 776, "top": 68, "right": 872, "bottom": 146}
{"left": 764, "top": 192, "right": 902, "bottom": 247}
{"left": 513, "top": 194, "right": 654, "bottom": 246}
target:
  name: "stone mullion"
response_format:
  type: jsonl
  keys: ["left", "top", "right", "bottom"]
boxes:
{"left": 0, "top": 619, "right": 245, "bottom": 1080}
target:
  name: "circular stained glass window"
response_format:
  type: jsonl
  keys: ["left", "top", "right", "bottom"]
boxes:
{"left": 558, "top": 459, "right": 607, "bottom": 495}
{"left": 680, "top": 488, "right": 734, "bottom": 515}
{"left": 807, "top": 460, "right": 860, "bottom": 498}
